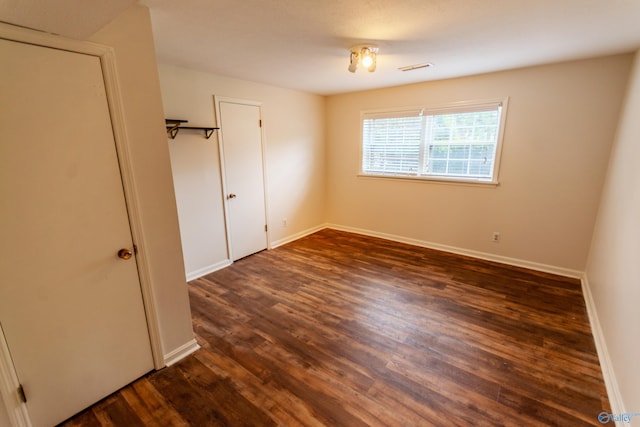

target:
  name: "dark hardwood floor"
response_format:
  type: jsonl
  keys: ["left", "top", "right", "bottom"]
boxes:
{"left": 61, "top": 229, "right": 610, "bottom": 426}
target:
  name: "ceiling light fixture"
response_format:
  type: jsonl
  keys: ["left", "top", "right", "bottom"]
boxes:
{"left": 348, "top": 45, "right": 378, "bottom": 73}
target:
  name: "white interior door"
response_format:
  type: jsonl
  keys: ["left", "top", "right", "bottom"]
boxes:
{"left": 218, "top": 100, "right": 268, "bottom": 261}
{"left": 0, "top": 38, "right": 153, "bottom": 426}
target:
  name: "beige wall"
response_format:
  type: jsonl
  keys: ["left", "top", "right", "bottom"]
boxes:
{"left": 0, "top": 397, "right": 8, "bottom": 427}
{"left": 158, "top": 64, "right": 326, "bottom": 278}
{"left": 326, "top": 54, "right": 632, "bottom": 272}
{"left": 154, "top": 46, "right": 638, "bottom": 414}
{"left": 89, "top": 6, "right": 195, "bottom": 360}
{"left": 586, "top": 51, "right": 640, "bottom": 415}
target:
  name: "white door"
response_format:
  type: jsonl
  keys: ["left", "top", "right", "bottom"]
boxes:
{"left": 0, "top": 38, "right": 153, "bottom": 426}
{"left": 217, "top": 100, "right": 268, "bottom": 261}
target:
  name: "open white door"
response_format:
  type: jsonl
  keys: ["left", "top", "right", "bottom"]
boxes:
{"left": 217, "top": 99, "right": 268, "bottom": 261}
{"left": 0, "top": 36, "right": 153, "bottom": 426}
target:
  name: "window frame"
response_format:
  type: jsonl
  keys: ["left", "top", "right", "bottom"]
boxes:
{"left": 358, "top": 97, "right": 509, "bottom": 185}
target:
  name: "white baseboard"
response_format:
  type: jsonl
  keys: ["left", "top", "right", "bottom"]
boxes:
{"left": 326, "top": 224, "right": 583, "bottom": 278}
{"left": 186, "top": 260, "right": 232, "bottom": 282}
{"left": 581, "top": 274, "right": 626, "bottom": 424}
{"left": 270, "top": 224, "right": 328, "bottom": 249}
{"left": 163, "top": 338, "right": 200, "bottom": 367}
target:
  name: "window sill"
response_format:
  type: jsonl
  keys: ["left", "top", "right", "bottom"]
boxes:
{"left": 357, "top": 173, "right": 500, "bottom": 188}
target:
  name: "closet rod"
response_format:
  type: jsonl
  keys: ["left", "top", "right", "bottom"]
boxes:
{"left": 165, "top": 119, "right": 218, "bottom": 139}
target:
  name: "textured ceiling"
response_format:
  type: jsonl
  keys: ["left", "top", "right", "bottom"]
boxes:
{"left": 141, "top": 0, "right": 640, "bottom": 95}
{"left": 2, "top": 0, "right": 640, "bottom": 95}
{"left": 0, "top": 0, "right": 135, "bottom": 38}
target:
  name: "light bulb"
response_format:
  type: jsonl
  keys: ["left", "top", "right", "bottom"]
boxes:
{"left": 361, "top": 49, "right": 373, "bottom": 68}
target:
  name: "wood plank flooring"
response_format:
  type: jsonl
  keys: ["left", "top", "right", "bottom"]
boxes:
{"left": 60, "top": 229, "right": 610, "bottom": 426}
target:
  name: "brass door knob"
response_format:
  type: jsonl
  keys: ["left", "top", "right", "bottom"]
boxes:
{"left": 117, "top": 248, "right": 133, "bottom": 260}
{"left": 227, "top": 193, "right": 237, "bottom": 199}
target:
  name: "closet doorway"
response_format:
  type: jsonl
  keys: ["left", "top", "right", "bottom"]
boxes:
{"left": 0, "top": 33, "right": 153, "bottom": 426}
{"left": 215, "top": 97, "right": 269, "bottom": 261}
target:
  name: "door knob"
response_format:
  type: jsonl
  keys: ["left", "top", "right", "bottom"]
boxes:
{"left": 117, "top": 248, "right": 133, "bottom": 260}
{"left": 227, "top": 193, "right": 237, "bottom": 199}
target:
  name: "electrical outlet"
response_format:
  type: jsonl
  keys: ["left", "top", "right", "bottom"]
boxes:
{"left": 282, "top": 218, "right": 288, "bottom": 227}
{"left": 492, "top": 232, "right": 500, "bottom": 243}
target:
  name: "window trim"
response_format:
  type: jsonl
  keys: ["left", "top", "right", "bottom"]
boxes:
{"left": 358, "top": 97, "right": 509, "bottom": 185}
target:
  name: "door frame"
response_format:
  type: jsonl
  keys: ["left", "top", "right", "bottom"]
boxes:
{"left": 0, "top": 22, "right": 164, "bottom": 426}
{"left": 0, "top": 323, "right": 30, "bottom": 427}
{"left": 214, "top": 96, "right": 271, "bottom": 262}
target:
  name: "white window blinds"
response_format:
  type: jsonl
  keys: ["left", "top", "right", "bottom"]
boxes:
{"left": 361, "top": 100, "right": 506, "bottom": 183}
{"left": 362, "top": 110, "right": 423, "bottom": 175}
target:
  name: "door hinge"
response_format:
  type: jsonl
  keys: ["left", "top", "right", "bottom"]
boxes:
{"left": 265, "top": 224, "right": 268, "bottom": 232}
{"left": 259, "top": 119, "right": 262, "bottom": 128}
{"left": 133, "top": 244, "right": 138, "bottom": 255}
{"left": 17, "top": 384, "right": 26, "bottom": 403}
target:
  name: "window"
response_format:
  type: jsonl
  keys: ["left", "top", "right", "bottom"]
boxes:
{"left": 361, "top": 99, "right": 508, "bottom": 184}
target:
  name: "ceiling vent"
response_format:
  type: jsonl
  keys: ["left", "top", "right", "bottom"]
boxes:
{"left": 398, "top": 63, "right": 434, "bottom": 72}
